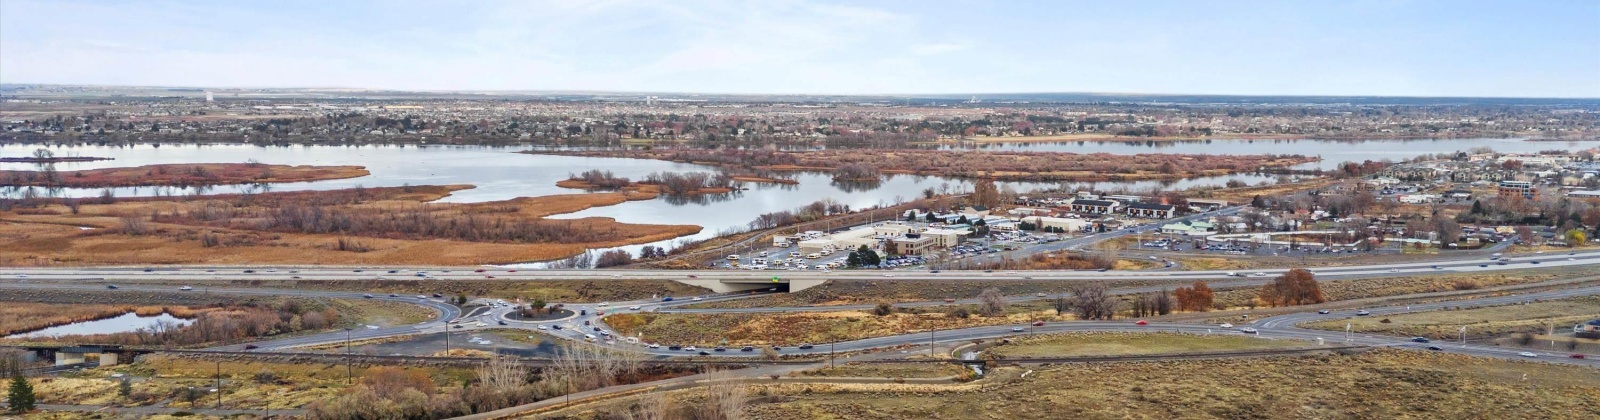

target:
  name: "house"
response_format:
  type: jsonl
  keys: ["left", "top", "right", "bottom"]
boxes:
{"left": 1071, "top": 199, "right": 1118, "bottom": 214}
{"left": 1125, "top": 203, "right": 1176, "bottom": 219}
{"left": 1498, "top": 180, "right": 1536, "bottom": 198}
{"left": 1188, "top": 198, "right": 1229, "bottom": 210}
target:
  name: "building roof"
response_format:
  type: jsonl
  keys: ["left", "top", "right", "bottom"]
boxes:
{"left": 1127, "top": 202, "right": 1176, "bottom": 211}
{"left": 1074, "top": 199, "right": 1116, "bottom": 207}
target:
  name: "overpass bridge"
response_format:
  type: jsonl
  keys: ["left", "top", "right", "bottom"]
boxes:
{"left": 674, "top": 276, "right": 827, "bottom": 293}
{"left": 2, "top": 344, "right": 152, "bottom": 366}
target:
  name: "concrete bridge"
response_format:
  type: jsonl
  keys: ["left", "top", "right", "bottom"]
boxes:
{"left": 3, "top": 344, "right": 151, "bottom": 366}
{"left": 674, "top": 277, "right": 828, "bottom": 293}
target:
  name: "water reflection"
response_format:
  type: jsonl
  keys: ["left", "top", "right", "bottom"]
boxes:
{"left": 6, "top": 312, "right": 194, "bottom": 339}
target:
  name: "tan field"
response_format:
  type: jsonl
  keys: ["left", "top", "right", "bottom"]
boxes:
{"left": 0, "top": 185, "right": 700, "bottom": 266}
{"left": 985, "top": 331, "right": 1307, "bottom": 359}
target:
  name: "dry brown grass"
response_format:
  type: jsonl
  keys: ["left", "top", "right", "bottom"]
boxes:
{"left": 677, "top": 279, "right": 1170, "bottom": 309}
{"left": 796, "top": 362, "right": 970, "bottom": 379}
{"left": 0, "top": 185, "right": 700, "bottom": 266}
{"left": 1302, "top": 296, "right": 1600, "bottom": 339}
{"left": 1211, "top": 267, "right": 1599, "bottom": 309}
{"left": 604, "top": 310, "right": 1056, "bottom": 347}
{"left": 0, "top": 163, "right": 369, "bottom": 188}
{"left": 985, "top": 331, "right": 1306, "bottom": 359}
{"left": 735, "top": 349, "right": 1600, "bottom": 420}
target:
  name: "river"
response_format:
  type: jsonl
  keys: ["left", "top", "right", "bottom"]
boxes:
{"left": 2, "top": 138, "right": 1590, "bottom": 261}
{"left": 6, "top": 312, "right": 193, "bottom": 339}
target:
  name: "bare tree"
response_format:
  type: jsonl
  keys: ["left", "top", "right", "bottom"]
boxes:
{"left": 1067, "top": 283, "right": 1117, "bottom": 320}
{"left": 977, "top": 287, "right": 1007, "bottom": 317}
{"left": 477, "top": 352, "right": 530, "bottom": 391}
{"left": 699, "top": 369, "right": 747, "bottom": 420}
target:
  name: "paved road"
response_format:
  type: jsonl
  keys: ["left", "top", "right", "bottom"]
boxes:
{"left": 3, "top": 248, "right": 1594, "bottom": 284}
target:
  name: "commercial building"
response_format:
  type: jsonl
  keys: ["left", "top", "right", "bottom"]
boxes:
{"left": 1498, "top": 180, "right": 1536, "bottom": 198}
{"left": 1071, "top": 199, "right": 1118, "bottom": 214}
{"left": 1125, "top": 203, "right": 1176, "bottom": 218}
{"left": 888, "top": 234, "right": 939, "bottom": 256}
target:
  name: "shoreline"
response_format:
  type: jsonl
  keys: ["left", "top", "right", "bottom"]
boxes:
{"left": 0, "top": 163, "right": 370, "bottom": 188}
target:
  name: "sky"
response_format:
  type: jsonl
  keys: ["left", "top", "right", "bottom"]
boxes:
{"left": 2, "top": 0, "right": 1597, "bottom": 97}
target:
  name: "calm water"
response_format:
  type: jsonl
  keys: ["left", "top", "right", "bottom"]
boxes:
{"left": 6, "top": 312, "right": 193, "bottom": 339}
{"left": 4, "top": 139, "right": 1586, "bottom": 261}
{"left": 940, "top": 137, "right": 1599, "bottom": 170}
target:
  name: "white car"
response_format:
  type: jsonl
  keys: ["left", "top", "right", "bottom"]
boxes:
{"left": 1219, "top": 323, "right": 1233, "bottom": 329}
{"left": 628, "top": 305, "right": 641, "bottom": 311}
{"left": 685, "top": 346, "right": 698, "bottom": 351}
{"left": 179, "top": 286, "right": 193, "bottom": 291}
{"left": 691, "top": 296, "right": 704, "bottom": 301}
{"left": 535, "top": 325, "right": 547, "bottom": 330}
{"left": 1518, "top": 352, "right": 1538, "bottom": 358}
{"left": 598, "top": 302, "right": 610, "bottom": 307}
{"left": 1239, "top": 327, "right": 1259, "bottom": 334}
{"left": 1010, "top": 327, "right": 1025, "bottom": 332}
{"left": 647, "top": 343, "right": 660, "bottom": 349}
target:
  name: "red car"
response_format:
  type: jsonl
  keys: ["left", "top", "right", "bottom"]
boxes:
{"left": 1032, "top": 321, "right": 1045, "bottom": 327}
{"left": 1134, "top": 320, "right": 1149, "bottom": 325}
{"left": 474, "top": 269, "right": 486, "bottom": 273}
{"left": 485, "top": 275, "right": 495, "bottom": 279}
{"left": 944, "top": 299, "right": 956, "bottom": 303}
{"left": 1573, "top": 354, "right": 1588, "bottom": 359}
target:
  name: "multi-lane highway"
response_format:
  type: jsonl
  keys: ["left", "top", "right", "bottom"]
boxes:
{"left": 3, "top": 243, "right": 1597, "bottom": 367}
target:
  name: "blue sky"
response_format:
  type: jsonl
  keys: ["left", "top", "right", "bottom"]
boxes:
{"left": 2, "top": 0, "right": 1596, "bottom": 97}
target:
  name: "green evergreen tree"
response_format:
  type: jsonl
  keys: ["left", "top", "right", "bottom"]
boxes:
{"left": 8, "top": 374, "right": 35, "bottom": 413}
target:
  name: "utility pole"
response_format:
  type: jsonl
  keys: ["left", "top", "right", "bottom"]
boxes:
{"left": 929, "top": 326, "right": 936, "bottom": 357}
{"left": 345, "top": 328, "right": 353, "bottom": 384}
{"left": 829, "top": 340, "right": 835, "bottom": 368}
{"left": 215, "top": 359, "right": 222, "bottom": 410}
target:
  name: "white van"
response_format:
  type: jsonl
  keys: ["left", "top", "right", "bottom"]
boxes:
{"left": 727, "top": 254, "right": 741, "bottom": 260}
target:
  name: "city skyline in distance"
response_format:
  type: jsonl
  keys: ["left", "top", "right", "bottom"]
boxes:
{"left": 2, "top": 0, "right": 1597, "bottom": 98}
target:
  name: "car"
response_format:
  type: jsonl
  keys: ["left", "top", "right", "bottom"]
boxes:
{"left": 1431, "top": 265, "right": 1441, "bottom": 270}
{"left": 432, "top": 293, "right": 443, "bottom": 298}
{"left": 485, "top": 275, "right": 495, "bottom": 279}
{"left": 1134, "top": 320, "right": 1148, "bottom": 326}
{"left": 416, "top": 295, "right": 427, "bottom": 299}
{"left": 387, "top": 270, "right": 398, "bottom": 274}
{"left": 535, "top": 325, "right": 547, "bottom": 330}
{"left": 662, "top": 297, "right": 674, "bottom": 302}
{"left": 1035, "top": 292, "right": 1047, "bottom": 297}
{"left": 475, "top": 269, "right": 486, "bottom": 273}
{"left": 593, "top": 326, "right": 602, "bottom": 332}
{"left": 388, "top": 293, "right": 398, "bottom": 297}
{"left": 1410, "top": 337, "right": 1430, "bottom": 343}
{"left": 106, "top": 284, "right": 119, "bottom": 289}
{"left": 1388, "top": 268, "right": 1399, "bottom": 273}
{"left": 1426, "top": 346, "right": 1443, "bottom": 351}
{"left": 1032, "top": 321, "right": 1046, "bottom": 327}
{"left": 1530, "top": 260, "right": 1541, "bottom": 264}
{"left": 647, "top": 343, "right": 661, "bottom": 349}
{"left": 714, "top": 346, "right": 727, "bottom": 352}
{"left": 741, "top": 346, "right": 755, "bottom": 352}
{"left": 244, "top": 269, "right": 256, "bottom": 273}
{"left": 1518, "top": 352, "right": 1538, "bottom": 358}
{"left": 1571, "top": 354, "right": 1588, "bottom": 359}
{"left": 798, "top": 343, "right": 814, "bottom": 349}
{"left": 1011, "top": 327, "right": 1026, "bottom": 332}
{"left": 1219, "top": 323, "right": 1233, "bottom": 329}
{"left": 453, "top": 325, "right": 463, "bottom": 329}
{"left": 1239, "top": 327, "right": 1259, "bottom": 334}
{"left": 1317, "top": 309, "right": 1330, "bottom": 314}
{"left": 930, "top": 270, "right": 940, "bottom": 273}
{"left": 685, "top": 346, "right": 699, "bottom": 351}
{"left": 1355, "top": 310, "right": 1371, "bottom": 316}
{"left": 1479, "top": 264, "right": 1489, "bottom": 268}
{"left": 353, "top": 269, "right": 364, "bottom": 272}
{"left": 598, "top": 302, "right": 610, "bottom": 307}
{"left": 143, "top": 268, "right": 154, "bottom": 272}
{"left": 244, "top": 344, "right": 259, "bottom": 350}
{"left": 698, "top": 351, "right": 711, "bottom": 356}
{"left": 551, "top": 325, "right": 563, "bottom": 330}
{"left": 205, "top": 269, "right": 215, "bottom": 273}
{"left": 363, "top": 294, "right": 374, "bottom": 299}
{"left": 1497, "top": 261, "right": 1508, "bottom": 266}
{"left": 691, "top": 296, "right": 704, "bottom": 301}
{"left": 628, "top": 305, "right": 641, "bottom": 311}
{"left": 497, "top": 320, "right": 508, "bottom": 326}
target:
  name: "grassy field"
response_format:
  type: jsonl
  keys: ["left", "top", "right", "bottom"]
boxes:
{"left": 0, "top": 302, "right": 199, "bottom": 336}
{"left": 676, "top": 278, "right": 1169, "bottom": 309}
{"left": 985, "top": 332, "right": 1307, "bottom": 359}
{"left": 29, "top": 354, "right": 474, "bottom": 410}
{"left": 547, "top": 349, "right": 1599, "bottom": 419}
{"left": 1210, "top": 266, "right": 1599, "bottom": 309}
{"left": 1301, "top": 296, "right": 1600, "bottom": 339}
{"left": 604, "top": 310, "right": 1054, "bottom": 347}
{"left": 0, "top": 184, "right": 698, "bottom": 266}
{"left": 795, "top": 362, "right": 971, "bottom": 379}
